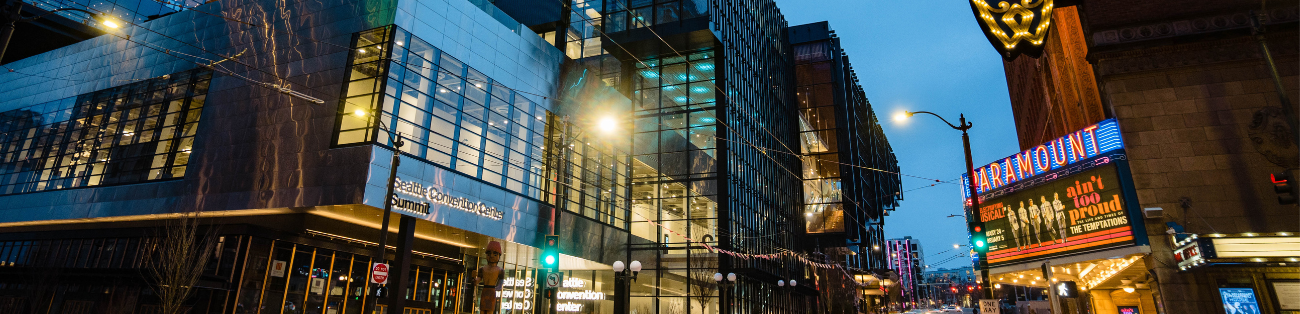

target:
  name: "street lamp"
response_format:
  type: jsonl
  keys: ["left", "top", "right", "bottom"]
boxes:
{"left": 0, "top": 4, "right": 121, "bottom": 62}
{"left": 895, "top": 110, "right": 994, "bottom": 300}
{"left": 351, "top": 109, "right": 407, "bottom": 314}
{"left": 777, "top": 279, "right": 797, "bottom": 310}
{"left": 715, "top": 272, "right": 737, "bottom": 313}
{"left": 612, "top": 260, "right": 642, "bottom": 313}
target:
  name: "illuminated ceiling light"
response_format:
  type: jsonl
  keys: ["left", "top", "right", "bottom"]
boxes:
{"left": 102, "top": 19, "right": 120, "bottom": 29}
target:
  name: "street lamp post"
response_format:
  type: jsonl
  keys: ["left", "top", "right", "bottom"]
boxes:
{"left": 351, "top": 110, "right": 411, "bottom": 314}
{"left": 612, "top": 260, "right": 641, "bottom": 314}
{"left": 714, "top": 272, "right": 736, "bottom": 313}
{"left": 0, "top": 1, "right": 119, "bottom": 62}
{"left": 897, "top": 111, "right": 994, "bottom": 301}
{"left": 777, "top": 279, "right": 797, "bottom": 311}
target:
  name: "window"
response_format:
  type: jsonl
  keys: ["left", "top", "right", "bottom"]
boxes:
{"left": 0, "top": 68, "right": 211, "bottom": 195}
{"left": 333, "top": 26, "right": 550, "bottom": 199}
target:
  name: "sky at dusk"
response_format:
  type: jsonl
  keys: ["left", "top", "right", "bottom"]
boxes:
{"left": 775, "top": 0, "right": 1024, "bottom": 269}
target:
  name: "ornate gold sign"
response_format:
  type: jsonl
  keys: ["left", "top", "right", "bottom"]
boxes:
{"left": 970, "top": 0, "right": 1055, "bottom": 59}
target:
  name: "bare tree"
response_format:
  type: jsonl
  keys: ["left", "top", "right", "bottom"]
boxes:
{"left": 688, "top": 252, "right": 717, "bottom": 314}
{"left": 148, "top": 211, "right": 218, "bottom": 314}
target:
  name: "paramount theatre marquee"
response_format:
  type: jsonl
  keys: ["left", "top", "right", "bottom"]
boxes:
{"left": 962, "top": 119, "right": 1150, "bottom": 275}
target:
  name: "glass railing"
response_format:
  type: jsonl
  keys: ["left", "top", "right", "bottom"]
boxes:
{"left": 465, "top": 0, "right": 524, "bottom": 35}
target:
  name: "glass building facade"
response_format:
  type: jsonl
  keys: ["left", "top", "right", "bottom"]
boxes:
{"left": 599, "top": 0, "right": 814, "bottom": 312}
{"left": 0, "top": 69, "right": 210, "bottom": 196}
{"left": 789, "top": 22, "right": 901, "bottom": 272}
{"left": 334, "top": 26, "right": 553, "bottom": 199}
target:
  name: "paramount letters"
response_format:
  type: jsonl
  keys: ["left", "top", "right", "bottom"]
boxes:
{"left": 393, "top": 177, "right": 504, "bottom": 220}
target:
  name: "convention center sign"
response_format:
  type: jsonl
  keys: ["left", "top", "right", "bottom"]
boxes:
{"left": 961, "top": 119, "right": 1147, "bottom": 268}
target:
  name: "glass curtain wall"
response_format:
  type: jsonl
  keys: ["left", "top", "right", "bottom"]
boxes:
{"left": 712, "top": 0, "right": 807, "bottom": 312}
{"left": 626, "top": 50, "right": 721, "bottom": 313}
{"left": 542, "top": 118, "right": 631, "bottom": 228}
{"left": 793, "top": 41, "right": 843, "bottom": 234}
{"left": 0, "top": 68, "right": 210, "bottom": 196}
{"left": 333, "top": 26, "right": 551, "bottom": 199}
{"left": 600, "top": 0, "right": 709, "bottom": 33}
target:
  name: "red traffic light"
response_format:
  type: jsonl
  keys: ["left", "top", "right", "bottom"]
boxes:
{"left": 974, "top": 226, "right": 982, "bottom": 232}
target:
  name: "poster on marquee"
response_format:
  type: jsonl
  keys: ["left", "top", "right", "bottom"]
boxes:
{"left": 976, "top": 164, "right": 1140, "bottom": 268}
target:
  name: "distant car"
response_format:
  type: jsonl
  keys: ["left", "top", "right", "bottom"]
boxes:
{"left": 940, "top": 305, "right": 963, "bottom": 312}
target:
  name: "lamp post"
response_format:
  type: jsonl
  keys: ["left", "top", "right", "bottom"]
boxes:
{"left": 895, "top": 111, "right": 994, "bottom": 300}
{"left": 351, "top": 109, "right": 409, "bottom": 314}
{"left": 612, "top": 260, "right": 641, "bottom": 314}
{"left": 0, "top": 1, "right": 119, "bottom": 62}
{"left": 714, "top": 272, "right": 736, "bottom": 313}
{"left": 777, "top": 279, "right": 797, "bottom": 311}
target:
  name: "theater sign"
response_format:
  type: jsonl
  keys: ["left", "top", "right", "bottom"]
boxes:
{"left": 962, "top": 119, "right": 1148, "bottom": 268}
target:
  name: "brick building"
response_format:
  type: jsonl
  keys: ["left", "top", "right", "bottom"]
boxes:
{"left": 995, "top": 1, "right": 1300, "bottom": 314}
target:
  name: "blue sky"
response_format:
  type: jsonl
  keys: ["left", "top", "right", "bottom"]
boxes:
{"left": 774, "top": 0, "right": 1023, "bottom": 269}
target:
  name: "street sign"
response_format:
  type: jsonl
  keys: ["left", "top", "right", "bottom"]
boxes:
{"left": 371, "top": 263, "right": 390, "bottom": 285}
{"left": 545, "top": 272, "right": 562, "bottom": 289}
{"left": 980, "top": 299, "right": 1000, "bottom": 314}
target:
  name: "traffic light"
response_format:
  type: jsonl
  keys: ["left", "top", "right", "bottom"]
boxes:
{"left": 1272, "top": 172, "right": 1297, "bottom": 205}
{"left": 969, "top": 223, "right": 987, "bottom": 252}
{"left": 542, "top": 235, "right": 559, "bottom": 271}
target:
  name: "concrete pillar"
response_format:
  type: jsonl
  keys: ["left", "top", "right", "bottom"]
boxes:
{"left": 1138, "top": 290, "right": 1158, "bottom": 314}
{"left": 1091, "top": 290, "right": 1116, "bottom": 314}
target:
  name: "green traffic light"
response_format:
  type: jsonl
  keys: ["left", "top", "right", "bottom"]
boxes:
{"left": 975, "top": 240, "right": 986, "bottom": 248}
{"left": 544, "top": 255, "right": 556, "bottom": 265}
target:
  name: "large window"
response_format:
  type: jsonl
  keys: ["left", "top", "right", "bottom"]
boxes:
{"left": 334, "top": 26, "right": 550, "bottom": 199}
{"left": 794, "top": 41, "right": 844, "bottom": 234}
{"left": 601, "top": 0, "right": 709, "bottom": 33}
{"left": 0, "top": 68, "right": 210, "bottom": 195}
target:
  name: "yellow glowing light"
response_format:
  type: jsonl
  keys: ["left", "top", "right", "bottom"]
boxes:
{"left": 971, "top": 0, "right": 1054, "bottom": 51}
{"left": 599, "top": 117, "right": 617, "bottom": 133}
{"left": 894, "top": 112, "right": 910, "bottom": 122}
{"left": 1123, "top": 287, "right": 1135, "bottom": 293}
{"left": 353, "top": 109, "right": 367, "bottom": 117}
{"left": 99, "top": 16, "right": 121, "bottom": 28}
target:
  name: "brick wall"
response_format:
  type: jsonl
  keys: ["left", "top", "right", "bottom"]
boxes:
{"left": 1098, "top": 30, "right": 1299, "bottom": 314}
{"left": 1080, "top": 0, "right": 1259, "bottom": 29}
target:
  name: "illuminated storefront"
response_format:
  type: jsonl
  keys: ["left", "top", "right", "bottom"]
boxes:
{"left": 964, "top": 119, "right": 1156, "bottom": 314}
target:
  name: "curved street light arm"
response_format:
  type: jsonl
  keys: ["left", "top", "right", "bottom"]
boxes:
{"left": 372, "top": 117, "right": 405, "bottom": 148}
{"left": 907, "top": 111, "right": 972, "bottom": 131}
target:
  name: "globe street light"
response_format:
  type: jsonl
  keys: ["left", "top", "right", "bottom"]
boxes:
{"left": 895, "top": 110, "right": 994, "bottom": 300}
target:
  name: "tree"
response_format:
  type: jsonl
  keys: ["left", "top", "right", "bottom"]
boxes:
{"left": 688, "top": 251, "right": 717, "bottom": 314}
{"left": 148, "top": 211, "right": 218, "bottom": 314}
